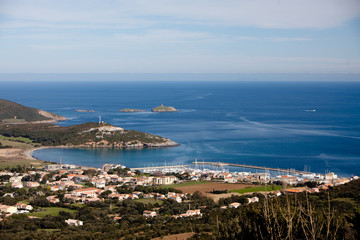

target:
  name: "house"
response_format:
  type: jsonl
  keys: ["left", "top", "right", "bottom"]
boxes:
{"left": 15, "top": 203, "right": 33, "bottom": 211}
{"left": 186, "top": 209, "right": 201, "bottom": 216}
{"left": 325, "top": 172, "right": 337, "bottom": 181}
{"left": 71, "top": 188, "right": 102, "bottom": 197}
{"left": 91, "top": 179, "right": 106, "bottom": 188}
{"left": 285, "top": 189, "right": 303, "bottom": 194}
{"left": 248, "top": 196, "right": 259, "bottom": 203}
{"left": 169, "top": 195, "right": 182, "bottom": 203}
{"left": 25, "top": 182, "right": 40, "bottom": 188}
{"left": 9, "top": 176, "right": 22, "bottom": 183}
{"left": 228, "top": 202, "right": 241, "bottom": 208}
{"left": 65, "top": 219, "right": 83, "bottom": 226}
{"left": 0, "top": 204, "right": 17, "bottom": 214}
{"left": 152, "top": 176, "right": 178, "bottom": 185}
{"left": 11, "top": 182, "right": 23, "bottom": 188}
{"left": 45, "top": 164, "right": 61, "bottom": 171}
{"left": 143, "top": 210, "right": 157, "bottom": 217}
{"left": 46, "top": 195, "right": 60, "bottom": 203}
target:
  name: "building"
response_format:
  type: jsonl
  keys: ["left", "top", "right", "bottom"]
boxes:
{"left": 65, "top": 219, "right": 83, "bottom": 226}
{"left": 143, "top": 210, "right": 157, "bottom": 217}
{"left": 152, "top": 176, "right": 178, "bottom": 185}
{"left": 15, "top": 203, "right": 33, "bottom": 211}
{"left": 248, "top": 196, "right": 259, "bottom": 203}
{"left": 11, "top": 182, "right": 23, "bottom": 188}
{"left": 0, "top": 204, "right": 17, "bottom": 214}
{"left": 45, "top": 164, "right": 61, "bottom": 171}
{"left": 228, "top": 202, "right": 241, "bottom": 208}
{"left": 91, "top": 179, "right": 106, "bottom": 188}
{"left": 71, "top": 188, "right": 102, "bottom": 197}
{"left": 25, "top": 182, "right": 40, "bottom": 188}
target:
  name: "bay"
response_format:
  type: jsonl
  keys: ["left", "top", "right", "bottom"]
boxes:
{"left": 1, "top": 80, "right": 360, "bottom": 176}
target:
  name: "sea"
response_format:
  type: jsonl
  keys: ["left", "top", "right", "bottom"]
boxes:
{"left": 1, "top": 80, "right": 360, "bottom": 177}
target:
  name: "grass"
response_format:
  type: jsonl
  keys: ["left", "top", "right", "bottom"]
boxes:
{"left": 332, "top": 197, "right": 357, "bottom": 205}
{"left": 230, "top": 185, "right": 283, "bottom": 194}
{"left": 134, "top": 198, "right": 163, "bottom": 205}
{"left": 2, "top": 118, "right": 26, "bottom": 124}
{"left": 37, "top": 228, "right": 61, "bottom": 232}
{"left": 0, "top": 135, "right": 36, "bottom": 145}
{"left": 159, "top": 181, "right": 209, "bottom": 189}
{"left": 0, "top": 135, "right": 40, "bottom": 150}
{"left": 26, "top": 207, "right": 76, "bottom": 218}
{"left": 71, "top": 203, "right": 84, "bottom": 208}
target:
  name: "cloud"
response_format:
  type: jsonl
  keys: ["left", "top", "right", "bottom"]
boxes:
{"left": 1, "top": 0, "right": 359, "bottom": 29}
{"left": 114, "top": 29, "right": 218, "bottom": 43}
{"left": 265, "top": 37, "right": 312, "bottom": 42}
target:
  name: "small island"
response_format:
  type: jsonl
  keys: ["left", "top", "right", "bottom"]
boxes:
{"left": 76, "top": 110, "right": 95, "bottom": 112}
{"left": 151, "top": 104, "right": 178, "bottom": 112}
{"left": 119, "top": 108, "right": 146, "bottom": 113}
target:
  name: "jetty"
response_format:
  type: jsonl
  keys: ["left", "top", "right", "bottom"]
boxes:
{"left": 131, "top": 165, "right": 190, "bottom": 171}
{"left": 192, "top": 161, "right": 313, "bottom": 175}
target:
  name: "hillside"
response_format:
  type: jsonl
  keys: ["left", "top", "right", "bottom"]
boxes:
{"left": 0, "top": 122, "right": 178, "bottom": 148}
{"left": 0, "top": 99, "right": 66, "bottom": 124}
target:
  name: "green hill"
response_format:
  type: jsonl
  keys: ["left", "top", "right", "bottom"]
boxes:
{"left": 0, "top": 99, "right": 66, "bottom": 124}
{"left": 0, "top": 122, "right": 178, "bottom": 148}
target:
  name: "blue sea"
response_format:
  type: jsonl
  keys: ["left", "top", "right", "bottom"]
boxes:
{"left": 1, "top": 81, "right": 360, "bottom": 176}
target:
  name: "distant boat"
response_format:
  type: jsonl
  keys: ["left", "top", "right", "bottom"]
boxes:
{"left": 305, "top": 109, "right": 316, "bottom": 112}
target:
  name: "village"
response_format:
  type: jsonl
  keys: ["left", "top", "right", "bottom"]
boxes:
{"left": 0, "top": 162, "right": 358, "bottom": 227}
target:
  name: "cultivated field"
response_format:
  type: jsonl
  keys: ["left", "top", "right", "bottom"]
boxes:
{"left": 174, "top": 182, "right": 253, "bottom": 194}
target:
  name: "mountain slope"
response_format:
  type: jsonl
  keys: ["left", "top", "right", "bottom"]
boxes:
{"left": 0, "top": 99, "right": 66, "bottom": 124}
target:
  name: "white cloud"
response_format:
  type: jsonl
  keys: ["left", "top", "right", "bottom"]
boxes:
{"left": 114, "top": 29, "right": 218, "bottom": 43}
{"left": 1, "top": 0, "right": 359, "bottom": 29}
{"left": 265, "top": 37, "right": 312, "bottom": 42}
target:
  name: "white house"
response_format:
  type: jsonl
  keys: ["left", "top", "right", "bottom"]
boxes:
{"left": 228, "top": 202, "right": 241, "bottom": 208}
{"left": 65, "top": 219, "right": 83, "bottom": 226}
{"left": 0, "top": 204, "right": 18, "bottom": 214}
{"left": 143, "top": 210, "right": 157, "bottom": 217}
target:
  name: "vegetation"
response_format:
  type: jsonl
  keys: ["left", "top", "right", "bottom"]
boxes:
{"left": 151, "top": 104, "right": 178, "bottom": 112}
{"left": 0, "top": 122, "right": 172, "bottom": 147}
{"left": 0, "top": 99, "right": 65, "bottom": 123}
{"left": 27, "top": 207, "right": 77, "bottom": 218}
{"left": 159, "top": 181, "right": 209, "bottom": 189}
{"left": 230, "top": 184, "right": 283, "bottom": 194}
{"left": 0, "top": 180, "right": 359, "bottom": 239}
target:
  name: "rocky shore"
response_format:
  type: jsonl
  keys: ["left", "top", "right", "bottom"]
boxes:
{"left": 151, "top": 104, "right": 178, "bottom": 112}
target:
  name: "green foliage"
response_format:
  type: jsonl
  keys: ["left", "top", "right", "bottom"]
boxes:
{"left": 230, "top": 184, "right": 283, "bottom": 194}
{"left": 0, "top": 122, "right": 169, "bottom": 146}
{"left": 0, "top": 99, "right": 63, "bottom": 123}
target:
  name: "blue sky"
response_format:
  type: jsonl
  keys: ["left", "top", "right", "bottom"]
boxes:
{"left": 0, "top": 0, "right": 360, "bottom": 74}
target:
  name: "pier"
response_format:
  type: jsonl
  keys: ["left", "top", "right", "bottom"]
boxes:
{"left": 131, "top": 165, "right": 190, "bottom": 171}
{"left": 192, "top": 161, "right": 313, "bottom": 175}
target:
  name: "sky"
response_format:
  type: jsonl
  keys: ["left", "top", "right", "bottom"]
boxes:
{"left": 0, "top": 0, "right": 360, "bottom": 76}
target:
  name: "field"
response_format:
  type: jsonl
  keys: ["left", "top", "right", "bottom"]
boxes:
{"left": 26, "top": 207, "right": 77, "bottom": 218}
{"left": 160, "top": 181, "right": 209, "bottom": 189}
{"left": 172, "top": 182, "right": 283, "bottom": 202}
{"left": 0, "top": 135, "right": 44, "bottom": 168}
{"left": 173, "top": 182, "right": 254, "bottom": 194}
{"left": 230, "top": 185, "right": 283, "bottom": 194}
{"left": 134, "top": 198, "right": 163, "bottom": 205}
